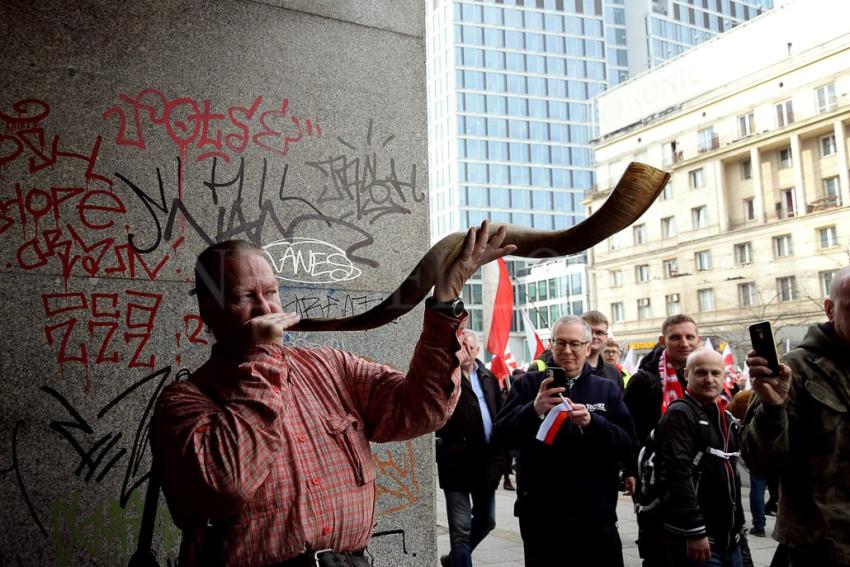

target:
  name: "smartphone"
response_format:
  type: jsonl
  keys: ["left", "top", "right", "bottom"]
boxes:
{"left": 546, "top": 367, "right": 567, "bottom": 394}
{"left": 748, "top": 321, "right": 781, "bottom": 376}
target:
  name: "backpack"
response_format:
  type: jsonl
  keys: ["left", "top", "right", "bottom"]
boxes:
{"left": 633, "top": 397, "right": 709, "bottom": 536}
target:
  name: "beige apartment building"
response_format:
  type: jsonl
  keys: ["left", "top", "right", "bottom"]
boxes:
{"left": 587, "top": 0, "right": 850, "bottom": 354}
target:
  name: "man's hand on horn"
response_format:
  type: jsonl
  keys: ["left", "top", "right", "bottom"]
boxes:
{"left": 434, "top": 220, "right": 517, "bottom": 301}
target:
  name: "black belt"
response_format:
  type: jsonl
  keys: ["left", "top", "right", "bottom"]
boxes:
{"left": 272, "top": 549, "right": 368, "bottom": 567}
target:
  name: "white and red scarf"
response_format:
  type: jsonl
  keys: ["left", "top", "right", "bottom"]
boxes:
{"left": 659, "top": 350, "right": 684, "bottom": 414}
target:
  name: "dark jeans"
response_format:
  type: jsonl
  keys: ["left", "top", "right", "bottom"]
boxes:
{"left": 444, "top": 489, "right": 496, "bottom": 567}
{"left": 667, "top": 542, "right": 743, "bottom": 567}
{"left": 750, "top": 474, "right": 766, "bottom": 529}
{"left": 518, "top": 514, "right": 624, "bottom": 567}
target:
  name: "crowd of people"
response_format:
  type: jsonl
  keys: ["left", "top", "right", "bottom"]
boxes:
{"left": 438, "top": 289, "right": 850, "bottom": 567}
{"left": 149, "top": 232, "right": 849, "bottom": 567}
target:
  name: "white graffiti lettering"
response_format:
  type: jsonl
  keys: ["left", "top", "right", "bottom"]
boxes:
{"left": 264, "top": 238, "right": 362, "bottom": 284}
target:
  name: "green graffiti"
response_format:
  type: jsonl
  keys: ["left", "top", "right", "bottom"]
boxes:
{"left": 49, "top": 491, "right": 180, "bottom": 566}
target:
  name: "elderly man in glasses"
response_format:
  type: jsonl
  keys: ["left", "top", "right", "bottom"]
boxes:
{"left": 493, "top": 315, "right": 638, "bottom": 567}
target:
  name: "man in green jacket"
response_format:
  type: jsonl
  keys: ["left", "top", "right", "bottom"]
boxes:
{"left": 743, "top": 266, "right": 850, "bottom": 567}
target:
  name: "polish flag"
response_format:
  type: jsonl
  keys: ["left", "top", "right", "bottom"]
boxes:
{"left": 536, "top": 400, "right": 573, "bottom": 445}
{"left": 520, "top": 309, "right": 546, "bottom": 361}
{"left": 703, "top": 337, "right": 715, "bottom": 352}
{"left": 722, "top": 343, "right": 735, "bottom": 370}
{"left": 622, "top": 348, "right": 638, "bottom": 375}
{"left": 486, "top": 258, "right": 514, "bottom": 383}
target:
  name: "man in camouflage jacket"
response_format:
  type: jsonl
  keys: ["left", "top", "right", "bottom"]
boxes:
{"left": 742, "top": 266, "right": 850, "bottom": 567}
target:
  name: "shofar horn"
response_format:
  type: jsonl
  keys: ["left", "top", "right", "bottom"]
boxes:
{"left": 290, "top": 162, "right": 669, "bottom": 332}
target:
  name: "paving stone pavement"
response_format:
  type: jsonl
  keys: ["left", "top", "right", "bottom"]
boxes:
{"left": 436, "top": 479, "right": 779, "bottom": 566}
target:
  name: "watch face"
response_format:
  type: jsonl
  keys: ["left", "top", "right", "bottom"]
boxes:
{"left": 451, "top": 299, "right": 464, "bottom": 317}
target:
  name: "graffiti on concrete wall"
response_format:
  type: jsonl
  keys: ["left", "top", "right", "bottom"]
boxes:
{"left": 0, "top": 89, "right": 425, "bottom": 565}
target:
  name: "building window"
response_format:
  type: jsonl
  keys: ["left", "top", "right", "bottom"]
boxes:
{"left": 692, "top": 206, "right": 708, "bottom": 229}
{"left": 735, "top": 242, "right": 753, "bottom": 265}
{"left": 698, "top": 288, "right": 715, "bottom": 312}
{"left": 821, "top": 270, "right": 837, "bottom": 297}
{"left": 823, "top": 176, "right": 841, "bottom": 202}
{"left": 637, "top": 298, "right": 652, "bottom": 320}
{"left": 663, "top": 258, "right": 679, "bottom": 278}
{"left": 741, "top": 159, "right": 752, "bottom": 180}
{"left": 633, "top": 224, "right": 647, "bottom": 245}
{"left": 608, "top": 233, "right": 621, "bottom": 251}
{"left": 611, "top": 302, "right": 624, "bottom": 323}
{"left": 777, "top": 276, "right": 797, "bottom": 302}
{"left": 661, "top": 182, "right": 673, "bottom": 200}
{"left": 610, "top": 270, "right": 623, "bottom": 288}
{"left": 636, "top": 264, "right": 650, "bottom": 283}
{"left": 815, "top": 82, "right": 837, "bottom": 113}
{"left": 666, "top": 293, "right": 681, "bottom": 316}
{"left": 821, "top": 134, "right": 837, "bottom": 157}
{"left": 698, "top": 127, "right": 717, "bottom": 152}
{"left": 738, "top": 112, "right": 755, "bottom": 138}
{"left": 778, "top": 147, "right": 793, "bottom": 169}
{"left": 661, "top": 216, "right": 677, "bottom": 237}
{"left": 775, "top": 99, "right": 794, "bottom": 127}
{"left": 778, "top": 188, "right": 797, "bottom": 218}
{"left": 819, "top": 225, "right": 838, "bottom": 248}
{"left": 773, "top": 234, "right": 793, "bottom": 257}
{"left": 743, "top": 198, "right": 755, "bottom": 221}
{"left": 689, "top": 168, "right": 705, "bottom": 189}
{"left": 695, "top": 250, "right": 712, "bottom": 271}
{"left": 738, "top": 282, "right": 757, "bottom": 307}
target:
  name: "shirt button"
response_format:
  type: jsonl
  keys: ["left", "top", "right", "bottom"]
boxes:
{"left": 312, "top": 477, "right": 321, "bottom": 486}
{"left": 322, "top": 526, "right": 332, "bottom": 535}
{"left": 298, "top": 435, "right": 306, "bottom": 442}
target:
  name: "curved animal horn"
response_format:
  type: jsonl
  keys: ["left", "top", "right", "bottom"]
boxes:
{"left": 289, "top": 162, "right": 669, "bottom": 331}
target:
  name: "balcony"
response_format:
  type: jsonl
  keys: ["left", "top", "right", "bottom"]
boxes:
{"left": 662, "top": 150, "right": 684, "bottom": 167}
{"left": 807, "top": 195, "right": 843, "bottom": 213}
{"left": 698, "top": 134, "right": 720, "bottom": 153}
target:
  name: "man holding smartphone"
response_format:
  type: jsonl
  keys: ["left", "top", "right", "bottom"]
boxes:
{"left": 493, "top": 315, "right": 637, "bottom": 567}
{"left": 743, "top": 266, "right": 850, "bottom": 567}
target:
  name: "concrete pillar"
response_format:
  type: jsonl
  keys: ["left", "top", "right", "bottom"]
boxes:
{"left": 790, "top": 133, "right": 804, "bottom": 216}
{"left": 835, "top": 119, "right": 850, "bottom": 207}
{"left": 750, "top": 146, "right": 765, "bottom": 222}
{"left": 714, "top": 159, "right": 729, "bottom": 231}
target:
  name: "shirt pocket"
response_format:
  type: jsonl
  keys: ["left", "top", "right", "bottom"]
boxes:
{"left": 322, "top": 413, "right": 376, "bottom": 486}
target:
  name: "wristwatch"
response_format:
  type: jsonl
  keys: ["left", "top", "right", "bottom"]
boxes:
{"left": 425, "top": 296, "right": 465, "bottom": 318}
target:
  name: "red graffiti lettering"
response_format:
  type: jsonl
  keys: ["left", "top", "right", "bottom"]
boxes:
{"left": 103, "top": 89, "right": 321, "bottom": 164}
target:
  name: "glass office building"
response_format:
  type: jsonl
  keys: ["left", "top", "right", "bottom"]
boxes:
{"left": 425, "top": 0, "right": 772, "bottom": 361}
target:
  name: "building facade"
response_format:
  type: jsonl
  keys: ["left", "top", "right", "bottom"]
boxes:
{"left": 624, "top": 0, "right": 774, "bottom": 75}
{"left": 589, "top": 0, "right": 850, "bottom": 356}
{"left": 425, "top": 0, "right": 772, "bottom": 365}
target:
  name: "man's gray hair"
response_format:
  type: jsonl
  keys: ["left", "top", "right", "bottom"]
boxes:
{"left": 551, "top": 315, "right": 592, "bottom": 341}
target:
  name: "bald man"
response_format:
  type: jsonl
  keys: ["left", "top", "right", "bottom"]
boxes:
{"left": 743, "top": 266, "right": 850, "bottom": 567}
{"left": 654, "top": 349, "right": 744, "bottom": 567}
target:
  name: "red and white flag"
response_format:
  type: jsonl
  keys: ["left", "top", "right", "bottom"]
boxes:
{"left": 486, "top": 258, "right": 514, "bottom": 383}
{"left": 536, "top": 400, "right": 573, "bottom": 445}
{"left": 722, "top": 343, "right": 735, "bottom": 370}
{"left": 520, "top": 309, "right": 546, "bottom": 362}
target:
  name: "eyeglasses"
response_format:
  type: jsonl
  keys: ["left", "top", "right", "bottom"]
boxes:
{"left": 552, "top": 339, "right": 590, "bottom": 352}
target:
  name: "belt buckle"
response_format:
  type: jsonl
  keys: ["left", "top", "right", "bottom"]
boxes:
{"left": 312, "top": 548, "right": 332, "bottom": 566}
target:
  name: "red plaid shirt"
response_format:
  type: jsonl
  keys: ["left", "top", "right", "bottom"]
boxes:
{"left": 152, "top": 310, "right": 465, "bottom": 566}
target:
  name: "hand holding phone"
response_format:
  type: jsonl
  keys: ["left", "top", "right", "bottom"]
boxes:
{"left": 546, "top": 367, "right": 567, "bottom": 393}
{"left": 748, "top": 321, "right": 781, "bottom": 376}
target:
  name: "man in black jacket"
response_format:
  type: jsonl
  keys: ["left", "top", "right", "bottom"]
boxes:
{"left": 436, "top": 329, "right": 508, "bottom": 567}
{"left": 655, "top": 349, "right": 744, "bottom": 567}
{"left": 625, "top": 314, "right": 700, "bottom": 446}
{"left": 494, "top": 316, "right": 637, "bottom": 567}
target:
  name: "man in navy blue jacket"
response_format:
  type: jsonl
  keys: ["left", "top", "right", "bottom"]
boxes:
{"left": 494, "top": 315, "right": 638, "bottom": 567}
